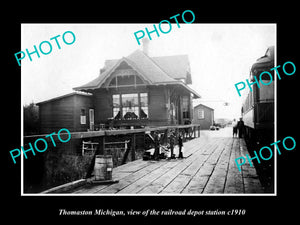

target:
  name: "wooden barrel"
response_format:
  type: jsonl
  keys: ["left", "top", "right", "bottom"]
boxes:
{"left": 94, "top": 155, "right": 113, "bottom": 181}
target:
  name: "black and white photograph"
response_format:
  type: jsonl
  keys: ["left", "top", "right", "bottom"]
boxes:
{"left": 21, "top": 23, "right": 276, "bottom": 195}
{"left": 4, "top": 5, "right": 298, "bottom": 223}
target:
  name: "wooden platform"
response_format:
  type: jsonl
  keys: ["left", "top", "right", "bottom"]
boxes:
{"left": 69, "top": 127, "right": 264, "bottom": 194}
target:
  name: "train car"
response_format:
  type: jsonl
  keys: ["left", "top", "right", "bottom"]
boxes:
{"left": 242, "top": 46, "right": 275, "bottom": 192}
{"left": 242, "top": 46, "right": 275, "bottom": 145}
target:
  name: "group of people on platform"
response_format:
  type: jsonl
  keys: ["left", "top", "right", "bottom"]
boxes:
{"left": 153, "top": 131, "right": 184, "bottom": 160}
{"left": 150, "top": 118, "right": 245, "bottom": 161}
{"left": 232, "top": 118, "right": 245, "bottom": 138}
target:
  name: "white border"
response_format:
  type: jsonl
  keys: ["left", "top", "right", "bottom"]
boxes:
{"left": 274, "top": 33, "right": 277, "bottom": 196}
{"left": 21, "top": 23, "right": 277, "bottom": 197}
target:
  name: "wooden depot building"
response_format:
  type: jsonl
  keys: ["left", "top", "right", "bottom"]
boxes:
{"left": 37, "top": 92, "right": 94, "bottom": 133}
{"left": 193, "top": 104, "right": 214, "bottom": 130}
{"left": 38, "top": 45, "right": 201, "bottom": 132}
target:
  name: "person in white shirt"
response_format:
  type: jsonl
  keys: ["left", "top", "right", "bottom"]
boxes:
{"left": 232, "top": 119, "right": 238, "bottom": 138}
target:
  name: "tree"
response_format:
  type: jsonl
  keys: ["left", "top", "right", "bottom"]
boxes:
{"left": 24, "top": 102, "right": 39, "bottom": 135}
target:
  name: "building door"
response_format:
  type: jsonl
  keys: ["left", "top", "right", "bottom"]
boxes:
{"left": 89, "top": 109, "right": 94, "bottom": 131}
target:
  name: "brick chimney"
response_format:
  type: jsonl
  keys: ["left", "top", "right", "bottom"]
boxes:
{"left": 142, "top": 38, "right": 150, "bottom": 56}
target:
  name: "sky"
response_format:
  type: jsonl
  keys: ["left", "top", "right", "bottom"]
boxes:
{"left": 21, "top": 23, "right": 276, "bottom": 120}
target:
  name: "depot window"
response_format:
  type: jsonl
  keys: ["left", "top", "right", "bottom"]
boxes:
{"left": 80, "top": 109, "right": 86, "bottom": 124}
{"left": 112, "top": 93, "right": 148, "bottom": 120}
{"left": 198, "top": 109, "right": 204, "bottom": 119}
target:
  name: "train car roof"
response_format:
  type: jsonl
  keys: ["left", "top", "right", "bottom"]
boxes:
{"left": 251, "top": 46, "right": 274, "bottom": 71}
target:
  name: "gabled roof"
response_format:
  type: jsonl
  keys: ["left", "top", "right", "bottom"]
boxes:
{"left": 73, "top": 50, "right": 200, "bottom": 98}
{"left": 103, "top": 53, "right": 192, "bottom": 83}
{"left": 194, "top": 103, "right": 214, "bottom": 111}
{"left": 152, "top": 54, "right": 192, "bottom": 83}
{"left": 74, "top": 55, "right": 154, "bottom": 90}
{"left": 126, "top": 50, "right": 178, "bottom": 84}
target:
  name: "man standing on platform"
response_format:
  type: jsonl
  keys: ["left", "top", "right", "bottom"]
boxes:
{"left": 169, "top": 132, "right": 176, "bottom": 159}
{"left": 178, "top": 134, "right": 183, "bottom": 158}
{"left": 232, "top": 118, "right": 238, "bottom": 138}
{"left": 237, "top": 118, "right": 245, "bottom": 138}
{"left": 153, "top": 131, "right": 160, "bottom": 160}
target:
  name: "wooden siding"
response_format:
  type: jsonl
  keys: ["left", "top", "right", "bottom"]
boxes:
{"left": 38, "top": 85, "right": 195, "bottom": 133}
{"left": 38, "top": 94, "right": 93, "bottom": 133}
{"left": 193, "top": 104, "right": 214, "bottom": 130}
{"left": 148, "top": 86, "right": 168, "bottom": 126}
{"left": 91, "top": 85, "right": 194, "bottom": 127}
{"left": 39, "top": 95, "right": 75, "bottom": 133}
{"left": 73, "top": 94, "right": 94, "bottom": 131}
{"left": 92, "top": 86, "right": 171, "bottom": 126}
{"left": 92, "top": 89, "right": 111, "bottom": 124}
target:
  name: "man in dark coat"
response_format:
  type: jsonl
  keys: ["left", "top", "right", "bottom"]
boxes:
{"left": 237, "top": 118, "right": 245, "bottom": 138}
{"left": 178, "top": 135, "right": 183, "bottom": 158}
{"left": 153, "top": 132, "right": 160, "bottom": 160}
{"left": 169, "top": 132, "right": 176, "bottom": 159}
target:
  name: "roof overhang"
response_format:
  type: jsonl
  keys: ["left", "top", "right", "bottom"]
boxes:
{"left": 177, "top": 82, "right": 201, "bottom": 99}
{"left": 153, "top": 81, "right": 201, "bottom": 99}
